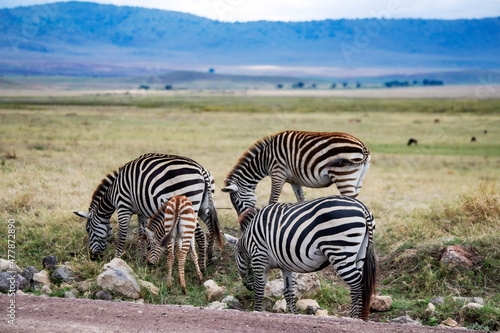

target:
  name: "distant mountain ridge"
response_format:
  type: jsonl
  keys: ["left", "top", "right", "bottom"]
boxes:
{"left": 0, "top": 1, "right": 499, "bottom": 77}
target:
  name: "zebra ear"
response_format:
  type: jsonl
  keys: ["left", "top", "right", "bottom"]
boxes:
{"left": 144, "top": 228, "right": 154, "bottom": 241}
{"left": 224, "top": 233, "right": 238, "bottom": 248}
{"left": 74, "top": 211, "right": 90, "bottom": 219}
{"left": 221, "top": 184, "right": 238, "bottom": 193}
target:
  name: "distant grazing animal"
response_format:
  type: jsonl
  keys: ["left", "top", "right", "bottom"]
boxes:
{"left": 74, "top": 153, "right": 223, "bottom": 268}
{"left": 225, "top": 196, "right": 377, "bottom": 319}
{"left": 434, "top": 118, "right": 440, "bottom": 123}
{"left": 407, "top": 138, "right": 418, "bottom": 146}
{"left": 222, "top": 130, "right": 371, "bottom": 216}
{"left": 471, "top": 136, "right": 476, "bottom": 142}
{"left": 143, "top": 195, "right": 203, "bottom": 294}
{"left": 484, "top": 130, "right": 488, "bottom": 134}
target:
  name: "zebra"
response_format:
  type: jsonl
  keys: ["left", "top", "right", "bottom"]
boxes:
{"left": 221, "top": 130, "right": 371, "bottom": 216}
{"left": 224, "top": 195, "right": 377, "bottom": 319}
{"left": 74, "top": 153, "right": 223, "bottom": 267}
{"left": 143, "top": 195, "right": 203, "bottom": 295}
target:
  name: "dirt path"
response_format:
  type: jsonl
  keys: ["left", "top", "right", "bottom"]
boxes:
{"left": 2, "top": 294, "right": 479, "bottom": 333}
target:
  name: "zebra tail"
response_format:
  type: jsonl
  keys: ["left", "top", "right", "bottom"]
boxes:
{"left": 160, "top": 213, "right": 180, "bottom": 248}
{"left": 209, "top": 200, "right": 224, "bottom": 250}
{"left": 361, "top": 238, "right": 377, "bottom": 320}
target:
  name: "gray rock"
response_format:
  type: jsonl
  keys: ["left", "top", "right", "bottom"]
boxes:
{"left": 94, "top": 289, "right": 113, "bottom": 300}
{"left": 453, "top": 296, "right": 485, "bottom": 305}
{"left": 42, "top": 256, "right": 58, "bottom": 270}
{"left": 430, "top": 296, "right": 445, "bottom": 305}
{"left": 264, "top": 272, "right": 320, "bottom": 299}
{"left": 21, "top": 266, "right": 39, "bottom": 284}
{"left": 0, "top": 272, "right": 28, "bottom": 293}
{"left": 51, "top": 266, "right": 75, "bottom": 283}
{"left": 391, "top": 314, "right": 421, "bottom": 325}
{"left": 370, "top": 295, "right": 392, "bottom": 312}
{"left": 96, "top": 268, "right": 141, "bottom": 299}
{"left": 64, "top": 289, "right": 79, "bottom": 298}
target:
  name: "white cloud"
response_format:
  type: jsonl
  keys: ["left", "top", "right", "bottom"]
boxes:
{"left": 1, "top": 0, "right": 500, "bottom": 21}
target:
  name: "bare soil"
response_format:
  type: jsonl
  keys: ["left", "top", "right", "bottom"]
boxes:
{"left": 3, "top": 294, "right": 480, "bottom": 333}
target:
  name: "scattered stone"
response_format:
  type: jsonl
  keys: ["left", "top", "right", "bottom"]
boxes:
{"left": 204, "top": 279, "right": 226, "bottom": 302}
{"left": 221, "top": 295, "right": 234, "bottom": 304}
{"left": 42, "top": 255, "right": 58, "bottom": 270}
{"left": 207, "top": 301, "right": 227, "bottom": 310}
{"left": 439, "top": 318, "right": 458, "bottom": 327}
{"left": 52, "top": 265, "right": 76, "bottom": 283}
{"left": 0, "top": 272, "right": 28, "bottom": 292}
{"left": 425, "top": 303, "right": 436, "bottom": 314}
{"left": 96, "top": 268, "right": 141, "bottom": 299}
{"left": 33, "top": 270, "right": 51, "bottom": 286}
{"left": 136, "top": 299, "right": 144, "bottom": 304}
{"left": 441, "top": 245, "right": 473, "bottom": 269}
{"left": 139, "top": 280, "right": 159, "bottom": 296}
{"left": 94, "top": 289, "right": 113, "bottom": 300}
{"left": 315, "top": 308, "right": 328, "bottom": 316}
{"left": 0, "top": 259, "right": 22, "bottom": 272}
{"left": 273, "top": 299, "right": 287, "bottom": 313}
{"left": 462, "top": 303, "right": 484, "bottom": 310}
{"left": 453, "top": 297, "right": 484, "bottom": 305}
{"left": 370, "top": 295, "right": 392, "bottom": 312}
{"left": 16, "top": 290, "right": 25, "bottom": 296}
{"left": 103, "top": 258, "right": 135, "bottom": 275}
{"left": 264, "top": 273, "right": 320, "bottom": 299}
{"left": 430, "top": 296, "right": 445, "bottom": 305}
{"left": 390, "top": 314, "right": 421, "bottom": 325}
{"left": 77, "top": 279, "right": 95, "bottom": 293}
{"left": 21, "top": 266, "right": 39, "bottom": 284}
{"left": 226, "top": 298, "right": 243, "bottom": 310}
{"left": 40, "top": 285, "right": 52, "bottom": 294}
{"left": 64, "top": 289, "right": 79, "bottom": 298}
{"left": 296, "top": 299, "right": 320, "bottom": 313}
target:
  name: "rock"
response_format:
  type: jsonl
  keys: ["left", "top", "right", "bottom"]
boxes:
{"left": 390, "top": 314, "right": 421, "bottom": 325}
{"left": 103, "top": 258, "right": 135, "bottom": 275}
{"left": 33, "top": 270, "right": 51, "bottom": 286}
{"left": 207, "top": 301, "right": 227, "bottom": 310}
{"left": 425, "top": 303, "right": 436, "bottom": 314}
{"left": 139, "top": 280, "right": 159, "bottom": 296}
{"left": 441, "top": 245, "right": 473, "bottom": 269}
{"left": 296, "top": 299, "right": 320, "bottom": 313}
{"left": 40, "top": 285, "right": 52, "bottom": 294}
{"left": 96, "top": 268, "right": 141, "bottom": 299}
{"left": 221, "top": 295, "right": 234, "bottom": 304}
{"left": 21, "top": 266, "right": 39, "bottom": 283}
{"left": 0, "top": 272, "right": 28, "bottom": 292}
{"left": 93, "top": 289, "right": 113, "bottom": 300}
{"left": 64, "top": 289, "right": 79, "bottom": 298}
{"left": 264, "top": 273, "right": 320, "bottom": 299}
{"left": 226, "top": 298, "right": 243, "bottom": 310}
{"left": 136, "top": 299, "right": 144, "bottom": 304}
{"left": 52, "top": 265, "right": 76, "bottom": 283}
{"left": 439, "top": 318, "right": 458, "bottom": 327}
{"left": 203, "top": 279, "right": 225, "bottom": 302}
{"left": 315, "top": 308, "right": 328, "bottom": 316}
{"left": 76, "top": 279, "right": 95, "bottom": 293}
{"left": 453, "top": 297, "right": 485, "bottom": 305}
{"left": 0, "top": 259, "right": 22, "bottom": 272}
{"left": 42, "top": 255, "right": 58, "bottom": 270}
{"left": 370, "top": 295, "right": 392, "bottom": 312}
{"left": 430, "top": 296, "right": 445, "bottom": 305}
{"left": 462, "top": 303, "right": 484, "bottom": 310}
{"left": 16, "top": 290, "right": 25, "bottom": 296}
{"left": 273, "top": 299, "right": 287, "bottom": 313}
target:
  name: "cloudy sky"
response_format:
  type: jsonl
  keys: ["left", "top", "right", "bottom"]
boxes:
{"left": 1, "top": 0, "right": 500, "bottom": 21}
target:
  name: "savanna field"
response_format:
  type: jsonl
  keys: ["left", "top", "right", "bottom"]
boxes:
{"left": 0, "top": 93, "right": 499, "bottom": 330}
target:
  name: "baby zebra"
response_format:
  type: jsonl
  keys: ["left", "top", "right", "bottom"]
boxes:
{"left": 143, "top": 195, "right": 203, "bottom": 294}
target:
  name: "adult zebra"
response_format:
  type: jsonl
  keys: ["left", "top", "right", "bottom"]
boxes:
{"left": 221, "top": 130, "right": 371, "bottom": 216}
{"left": 225, "top": 196, "right": 377, "bottom": 319}
{"left": 74, "top": 153, "right": 223, "bottom": 266}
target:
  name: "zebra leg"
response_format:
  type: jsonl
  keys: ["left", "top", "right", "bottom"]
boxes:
{"left": 269, "top": 168, "right": 287, "bottom": 204}
{"left": 282, "top": 270, "right": 297, "bottom": 314}
{"left": 177, "top": 238, "right": 189, "bottom": 295}
{"left": 115, "top": 210, "right": 133, "bottom": 257}
{"left": 251, "top": 261, "right": 268, "bottom": 312}
{"left": 166, "top": 240, "right": 175, "bottom": 290}
{"left": 194, "top": 223, "right": 207, "bottom": 272}
{"left": 291, "top": 184, "right": 305, "bottom": 202}
{"left": 198, "top": 208, "right": 215, "bottom": 264}
{"left": 348, "top": 280, "right": 364, "bottom": 319}
{"left": 137, "top": 214, "right": 148, "bottom": 260}
{"left": 189, "top": 241, "right": 204, "bottom": 284}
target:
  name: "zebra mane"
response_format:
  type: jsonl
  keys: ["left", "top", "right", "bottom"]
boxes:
{"left": 224, "top": 134, "right": 274, "bottom": 185}
{"left": 147, "top": 201, "right": 168, "bottom": 231}
{"left": 90, "top": 170, "right": 118, "bottom": 210}
{"left": 238, "top": 207, "right": 259, "bottom": 233}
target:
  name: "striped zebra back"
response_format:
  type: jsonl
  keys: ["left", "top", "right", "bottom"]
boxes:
{"left": 222, "top": 130, "right": 371, "bottom": 215}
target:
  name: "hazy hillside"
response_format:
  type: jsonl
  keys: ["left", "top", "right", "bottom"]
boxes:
{"left": 0, "top": 1, "right": 499, "bottom": 77}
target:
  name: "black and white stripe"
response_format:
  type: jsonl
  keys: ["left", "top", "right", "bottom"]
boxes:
{"left": 225, "top": 195, "right": 376, "bottom": 319}
{"left": 222, "top": 130, "right": 371, "bottom": 216}
{"left": 74, "top": 153, "right": 223, "bottom": 265}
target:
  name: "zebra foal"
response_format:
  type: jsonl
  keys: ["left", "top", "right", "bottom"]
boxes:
{"left": 225, "top": 196, "right": 377, "bottom": 319}
{"left": 222, "top": 130, "right": 371, "bottom": 216}
{"left": 143, "top": 195, "right": 203, "bottom": 294}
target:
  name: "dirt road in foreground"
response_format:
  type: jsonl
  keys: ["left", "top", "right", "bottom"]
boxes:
{"left": 2, "top": 294, "right": 481, "bottom": 333}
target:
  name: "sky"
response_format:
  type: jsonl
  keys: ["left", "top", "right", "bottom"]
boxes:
{"left": 1, "top": 0, "right": 500, "bottom": 21}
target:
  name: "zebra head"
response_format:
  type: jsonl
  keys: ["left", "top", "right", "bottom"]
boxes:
{"left": 224, "top": 232, "right": 255, "bottom": 291}
{"left": 221, "top": 180, "right": 257, "bottom": 216}
{"left": 141, "top": 227, "right": 165, "bottom": 267}
{"left": 74, "top": 210, "right": 112, "bottom": 260}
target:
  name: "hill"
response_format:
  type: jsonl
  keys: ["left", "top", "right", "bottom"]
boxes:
{"left": 0, "top": 2, "right": 499, "bottom": 77}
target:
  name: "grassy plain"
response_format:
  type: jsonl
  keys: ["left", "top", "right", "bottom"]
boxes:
{"left": 0, "top": 94, "right": 499, "bottom": 329}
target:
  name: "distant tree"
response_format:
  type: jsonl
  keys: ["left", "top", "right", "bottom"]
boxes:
{"left": 292, "top": 82, "right": 304, "bottom": 89}
{"left": 412, "top": 80, "right": 418, "bottom": 85}
{"left": 311, "top": 83, "right": 317, "bottom": 89}
{"left": 356, "top": 82, "right": 361, "bottom": 88}
{"left": 139, "top": 85, "right": 149, "bottom": 90}
{"left": 423, "top": 79, "right": 443, "bottom": 86}
{"left": 330, "top": 83, "right": 336, "bottom": 89}
{"left": 276, "top": 84, "right": 283, "bottom": 89}
{"left": 165, "top": 85, "right": 173, "bottom": 90}
{"left": 208, "top": 68, "right": 215, "bottom": 73}
{"left": 343, "top": 82, "right": 348, "bottom": 88}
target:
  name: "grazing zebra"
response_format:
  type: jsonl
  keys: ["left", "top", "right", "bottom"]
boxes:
{"left": 221, "top": 130, "right": 371, "bottom": 216}
{"left": 74, "top": 153, "right": 223, "bottom": 267}
{"left": 143, "top": 195, "right": 203, "bottom": 294}
{"left": 225, "top": 196, "right": 377, "bottom": 319}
